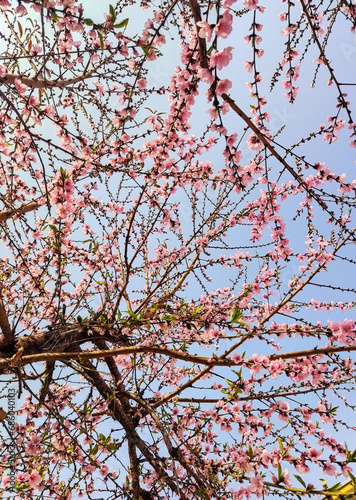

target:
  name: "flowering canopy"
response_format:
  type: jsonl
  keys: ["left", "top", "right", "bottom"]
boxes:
{"left": 0, "top": 0, "right": 355, "bottom": 498}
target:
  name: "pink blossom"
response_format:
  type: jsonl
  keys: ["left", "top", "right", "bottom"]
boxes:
{"left": 15, "top": 4, "right": 27, "bottom": 15}
{"left": 15, "top": 78, "right": 27, "bottom": 95}
{"left": 231, "top": 352, "right": 242, "bottom": 363}
{"left": 216, "top": 79, "right": 232, "bottom": 96}
{"left": 28, "top": 470, "right": 41, "bottom": 488}
{"left": 197, "top": 67, "right": 214, "bottom": 85}
{"left": 30, "top": 44, "right": 42, "bottom": 55}
{"left": 308, "top": 447, "right": 322, "bottom": 461}
{"left": 26, "top": 434, "right": 42, "bottom": 455}
{"left": 137, "top": 78, "right": 147, "bottom": 90}
{"left": 223, "top": 0, "right": 237, "bottom": 7}
{"left": 244, "top": 61, "right": 253, "bottom": 73}
{"left": 2, "top": 475, "right": 11, "bottom": 487}
{"left": 30, "top": 2, "right": 42, "bottom": 12}
{"left": 209, "top": 47, "right": 234, "bottom": 70}
{"left": 215, "top": 11, "right": 233, "bottom": 39}
{"left": 246, "top": 133, "right": 263, "bottom": 151}
{"left": 323, "top": 131, "right": 338, "bottom": 143}
{"left": 64, "top": 178, "right": 75, "bottom": 194}
{"left": 277, "top": 400, "right": 290, "bottom": 412}
{"left": 196, "top": 21, "right": 212, "bottom": 42}
{"left": 323, "top": 463, "right": 337, "bottom": 476}
{"left": 55, "top": 203, "right": 68, "bottom": 219}
{"left": 100, "top": 464, "right": 109, "bottom": 477}
{"left": 313, "top": 56, "right": 326, "bottom": 65}
{"left": 282, "top": 469, "right": 291, "bottom": 486}
{"left": 94, "top": 81, "right": 106, "bottom": 96}
{"left": 0, "top": 0, "right": 10, "bottom": 9}
{"left": 17, "top": 472, "right": 29, "bottom": 482}
{"left": 244, "top": 0, "right": 258, "bottom": 10}
{"left": 250, "top": 475, "right": 264, "bottom": 497}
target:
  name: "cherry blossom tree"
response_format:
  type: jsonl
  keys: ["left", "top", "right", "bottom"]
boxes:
{"left": 0, "top": 0, "right": 355, "bottom": 498}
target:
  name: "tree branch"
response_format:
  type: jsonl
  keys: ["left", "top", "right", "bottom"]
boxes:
{"left": 0, "top": 289, "right": 14, "bottom": 346}
{"left": 189, "top": 0, "right": 208, "bottom": 69}
{"left": 221, "top": 93, "right": 329, "bottom": 209}
{"left": 77, "top": 355, "right": 181, "bottom": 497}
{"left": 0, "top": 72, "right": 98, "bottom": 89}
{"left": 2, "top": 342, "right": 356, "bottom": 372}
{"left": 0, "top": 199, "right": 43, "bottom": 222}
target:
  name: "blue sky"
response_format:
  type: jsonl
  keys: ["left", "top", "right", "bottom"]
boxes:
{"left": 0, "top": 0, "right": 355, "bottom": 498}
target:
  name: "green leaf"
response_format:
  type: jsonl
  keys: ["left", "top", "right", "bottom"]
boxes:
{"left": 14, "top": 481, "right": 29, "bottom": 492}
{"left": 294, "top": 475, "right": 307, "bottom": 488}
{"left": 329, "top": 405, "right": 339, "bottom": 415}
{"left": 277, "top": 437, "right": 284, "bottom": 455}
{"left": 192, "top": 306, "right": 204, "bottom": 316}
{"left": 109, "top": 4, "right": 116, "bottom": 22}
{"left": 347, "top": 471, "right": 356, "bottom": 486}
{"left": 141, "top": 44, "right": 153, "bottom": 57}
{"left": 277, "top": 463, "right": 282, "bottom": 480}
{"left": 90, "top": 444, "right": 99, "bottom": 456}
{"left": 84, "top": 18, "right": 94, "bottom": 26}
{"left": 230, "top": 306, "right": 243, "bottom": 323}
{"left": 161, "top": 314, "right": 176, "bottom": 322}
{"left": 125, "top": 310, "right": 138, "bottom": 319}
{"left": 98, "top": 31, "right": 104, "bottom": 50}
{"left": 114, "top": 18, "right": 129, "bottom": 29}
{"left": 328, "top": 482, "right": 342, "bottom": 492}
{"left": 225, "top": 378, "right": 235, "bottom": 388}
{"left": 49, "top": 10, "right": 60, "bottom": 21}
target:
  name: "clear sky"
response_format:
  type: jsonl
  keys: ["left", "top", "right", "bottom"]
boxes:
{"left": 0, "top": 1, "right": 355, "bottom": 498}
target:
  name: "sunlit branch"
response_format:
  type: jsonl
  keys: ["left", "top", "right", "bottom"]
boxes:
{"left": 0, "top": 199, "right": 43, "bottom": 222}
{"left": 0, "top": 72, "right": 98, "bottom": 89}
{"left": 4, "top": 341, "right": 354, "bottom": 371}
{"left": 263, "top": 481, "right": 338, "bottom": 497}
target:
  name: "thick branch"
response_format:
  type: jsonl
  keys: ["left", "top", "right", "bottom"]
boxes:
{"left": 188, "top": 0, "right": 208, "bottom": 68}
{"left": 0, "top": 71, "right": 98, "bottom": 89}
{"left": 0, "top": 199, "right": 42, "bottom": 222}
{"left": 78, "top": 356, "right": 180, "bottom": 496}
{"left": 129, "top": 393, "right": 210, "bottom": 499}
{"left": 263, "top": 482, "right": 342, "bottom": 497}
{"left": 2, "top": 343, "right": 356, "bottom": 370}
{"left": 0, "top": 291, "right": 14, "bottom": 346}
